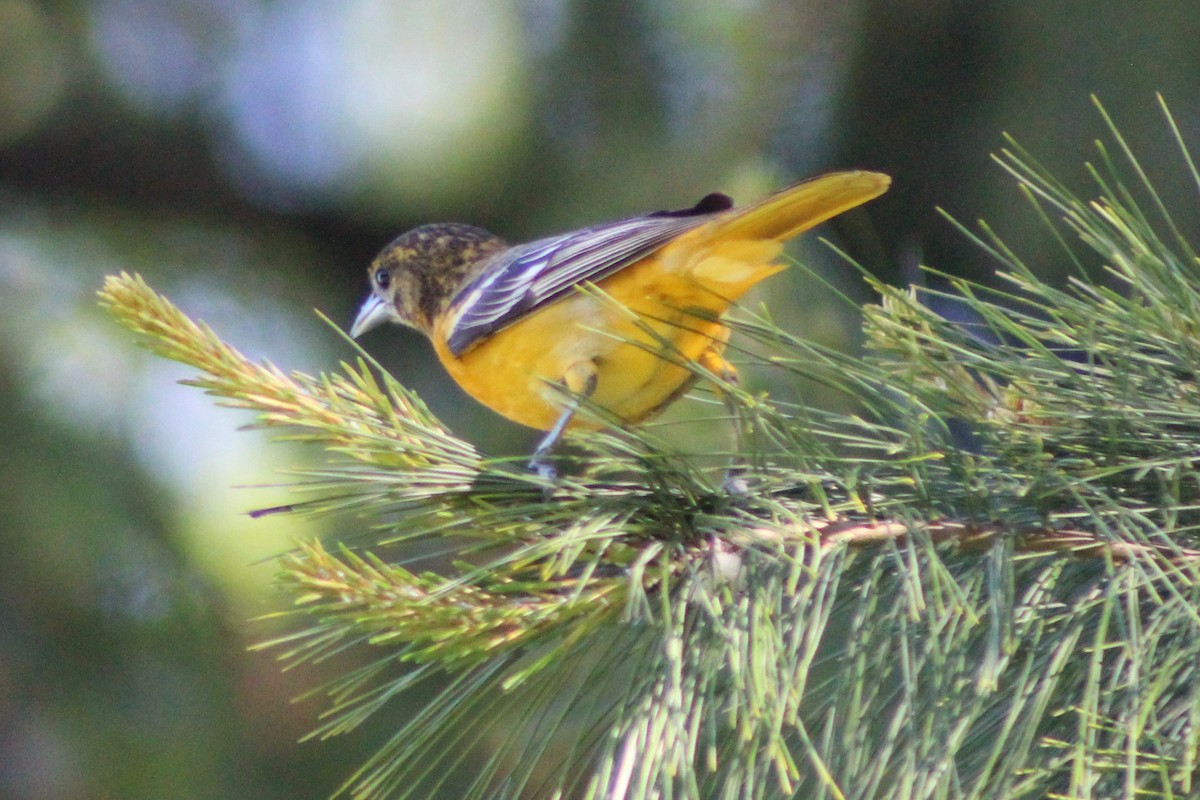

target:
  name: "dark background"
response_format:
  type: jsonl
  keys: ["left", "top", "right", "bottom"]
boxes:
{"left": 1, "top": 1, "right": 1197, "bottom": 797}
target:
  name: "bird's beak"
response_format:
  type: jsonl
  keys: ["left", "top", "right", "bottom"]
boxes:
{"left": 350, "top": 294, "right": 391, "bottom": 338}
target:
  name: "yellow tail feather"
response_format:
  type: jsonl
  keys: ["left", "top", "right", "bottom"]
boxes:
{"left": 696, "top": 170, "right": 891, "bottom": 245}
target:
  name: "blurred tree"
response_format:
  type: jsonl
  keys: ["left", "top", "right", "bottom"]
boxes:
{"left": 838, "top": 0, "right": 1200, "bottom": 285}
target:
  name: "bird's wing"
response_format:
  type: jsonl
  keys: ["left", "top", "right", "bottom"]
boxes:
{"left": 445, "top": 193, "right": 732, "bottom": 356}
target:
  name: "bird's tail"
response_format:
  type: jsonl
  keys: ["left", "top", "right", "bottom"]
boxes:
{"left": 705, "top": 170, "right": 891, "bottom": 244}
{"left": 663, "top": 170, "right": 890, "bottom": 297}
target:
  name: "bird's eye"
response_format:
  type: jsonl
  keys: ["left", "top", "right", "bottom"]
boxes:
{"left": 375, "top": 270, "right": 391, "bottom": 290}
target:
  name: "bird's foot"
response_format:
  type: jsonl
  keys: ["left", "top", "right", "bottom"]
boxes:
{"left": 721, "top": 465, "right": 750, "bottom": 497}
{"left": 528, "top": 454, "right": 559, "bottom": 497}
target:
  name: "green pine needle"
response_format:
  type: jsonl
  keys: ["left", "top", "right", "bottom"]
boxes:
{"left": 101, "top": 97, "right": 1200, "bottom": 800}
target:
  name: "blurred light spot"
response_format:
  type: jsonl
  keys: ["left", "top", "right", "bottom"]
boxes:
{"left": 87, "top": 0, "right": 253, "bottom": 114}
{"left": 517, "top": 0, "right": 569, "bottom": 57}
{"left": 215, "top": 0, "right": 528, "bottom": 213}
{"left": 0, "top": 0, "right": 70, "bottom": 145}
{"left": 647, "top": 0, "right": 746, "bottom": 136}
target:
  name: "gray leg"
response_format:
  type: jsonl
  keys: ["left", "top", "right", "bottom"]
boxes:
{"left": 527, "top": 362, "right": 598, "bottom": 483}
{"left": 529, "top": 402, "right": 578, "bottom": 481}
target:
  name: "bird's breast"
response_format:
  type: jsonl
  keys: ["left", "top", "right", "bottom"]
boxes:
{"left": 432, "top": 261, "right": 736, "bottom": 431}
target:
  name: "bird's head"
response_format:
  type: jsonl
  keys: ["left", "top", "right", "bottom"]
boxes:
{"left": 351, "top": 223, "right": 508, "bottom": 338}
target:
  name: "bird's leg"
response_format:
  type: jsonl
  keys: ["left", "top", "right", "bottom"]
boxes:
{"left": 529, "top": 409, "right": 575, "bottom": 482}
{"left": 529, "top": 361, "right": 599, "bottom": 482}
{"left": 698, "top": 348, "right": 750, "bottom": 494}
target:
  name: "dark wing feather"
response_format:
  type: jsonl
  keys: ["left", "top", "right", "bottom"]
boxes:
{"left": 446, "top": 193, "right": 732, "bottom": 355}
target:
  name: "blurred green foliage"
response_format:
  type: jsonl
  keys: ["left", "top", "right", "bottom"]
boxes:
{"left": 2, "top": 1, "right": 1198, "bottom": 797}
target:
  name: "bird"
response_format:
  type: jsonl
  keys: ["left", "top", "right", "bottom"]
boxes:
{"left": 351, "top": 170, "right": 890, "bottom": 478}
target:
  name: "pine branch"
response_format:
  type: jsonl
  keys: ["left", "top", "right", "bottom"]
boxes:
{"left": 100, "top": 97, "right": 1200, "bottom": 800}
{"left": 99, "top": 272, "right": 481, "bottom": 479}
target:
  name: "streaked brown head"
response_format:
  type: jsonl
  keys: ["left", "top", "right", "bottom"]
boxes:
{"left": 351, "top": 223, "right": 509, "bottom": 338}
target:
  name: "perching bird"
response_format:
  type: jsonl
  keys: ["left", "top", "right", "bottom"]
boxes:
{"left": 351, "top": 171, "right": 890, "bottom": 477}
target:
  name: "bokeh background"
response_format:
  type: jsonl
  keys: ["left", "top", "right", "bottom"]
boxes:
{"left": 1, "top": 1, "right": 1197, "bottom": 797}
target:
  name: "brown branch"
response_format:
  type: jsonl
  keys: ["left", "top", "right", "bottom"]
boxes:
{"left": 741, "top": 517, "right": 1200, "bottom": 566}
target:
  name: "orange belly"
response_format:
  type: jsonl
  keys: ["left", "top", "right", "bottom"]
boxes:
{"left": 432, "top": 255, "right": 751, "bottom": 431}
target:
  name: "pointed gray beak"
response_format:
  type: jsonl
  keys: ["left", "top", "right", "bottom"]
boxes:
{"left": 350, "top": 294, "right": 391, "bottom": 338}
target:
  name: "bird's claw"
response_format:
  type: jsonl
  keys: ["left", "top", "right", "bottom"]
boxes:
{"left": 528, "top": 455, "right": 559, "bottom": 497}
{"left": 721, "top": 468, "right": 750, "bottom": 497}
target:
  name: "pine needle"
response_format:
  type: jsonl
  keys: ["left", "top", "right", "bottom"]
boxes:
{"left": 100, "top": 98, "right": 1200, "bottom": 799}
